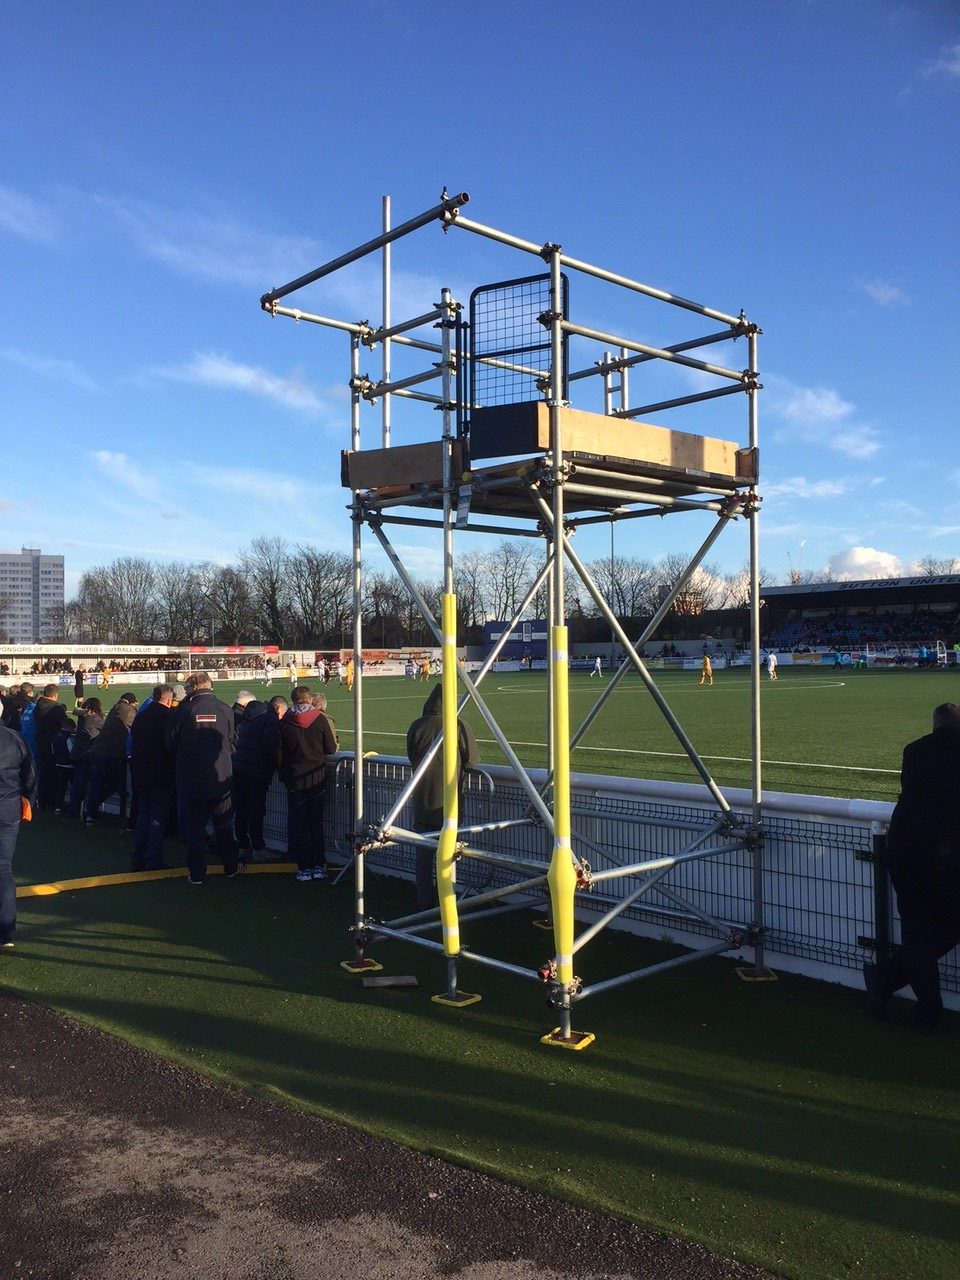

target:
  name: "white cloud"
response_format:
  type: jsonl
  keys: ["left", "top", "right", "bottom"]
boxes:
{"left": 766, "top": 375, "right": 881, "bottom": 460}
{"left": 0, "top": 186, "right": 59, "bottom": 244}
{"left": 90, "top": 450, "right": 165, "bottom": 504}
{"left": 763, "top": 476, "right": 850, "bottom": 500}
{"left": 776, "top": 385, "right": 855, "bottom": 425}
{"left": 2, "top": 347, "right": 98, "bottom": 391}
{"left": 926, "top": 41, "right": 960, "bottom": 78}
{"left": 826, "top": 546, "right": 903, "bottom": 580}
{"left": 192, "top": 465, "right": 326, "bottom": 507}
{"left": 92, "top": 195, "right": 326, "bottom": 290}
{"left": 861, "top": 279, "right": 908, "bottom": 306}
{"left": 153, "top": 352, "right": 333, "bottom": 417}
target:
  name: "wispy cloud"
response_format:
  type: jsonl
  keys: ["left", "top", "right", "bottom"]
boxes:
{"left": 2, "top": 346, "right": 98, "bottom": 391}
{"left": 152, "top": 352, "right": 333, "bottom": 417}
{"left": 860, "top": 279, "right": 909, "bottom": 306}
{"left": 193, "top": 465, "right": 321, "bottom": 506}
{"left": 766, "top": 375, "right": 881, "bottom": 460}
{"left": 92, "top": 195, "right": 325, "bottom": 290}
{"left": 0, "top": 185, "right": 60, "bottom": 245}
{"left": 926, "top": 41, "right": 960, "bottom": 78}
{"left": 90, "top": 450, "right": 166, "bottom": 504}
{"left": 763, "top": 476, "right": 850, "bottom": 500}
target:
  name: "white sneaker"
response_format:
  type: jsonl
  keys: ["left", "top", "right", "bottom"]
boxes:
{"left": 312, "top": 866, "right": 328, "bottom": 881}
{"left": 296, "top": 869, "right": 313, "bottom": 882}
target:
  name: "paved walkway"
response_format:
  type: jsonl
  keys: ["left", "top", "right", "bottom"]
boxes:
{"left": 0, "top": 991, "right": 779, "bottom": 1280}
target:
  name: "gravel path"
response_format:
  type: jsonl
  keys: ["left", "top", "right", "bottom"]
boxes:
{"left": 0, "top": 990, "right": 779, "bottom": 1280}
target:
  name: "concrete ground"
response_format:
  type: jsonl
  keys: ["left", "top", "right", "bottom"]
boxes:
{"left": 0, "top": 990, "right": 780, "bottom": 1280}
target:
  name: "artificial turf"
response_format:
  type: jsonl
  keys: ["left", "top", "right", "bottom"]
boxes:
{"left": 7, "top": 665, "right": 959, "bottom": 1277}
{"left": 91, "top": 662, "right": 956, "bottom": 801}
{"left": 6, "top": 808, "right": 960, "bottom": 1280}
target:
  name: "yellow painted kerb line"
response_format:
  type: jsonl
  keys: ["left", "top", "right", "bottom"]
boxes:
{"left": 16, "top": 863, "right": 296, "bottom": 898}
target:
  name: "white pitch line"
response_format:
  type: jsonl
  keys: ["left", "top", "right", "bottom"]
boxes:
{"left": 339, "top": 729, "right": 897, "bottom": 775}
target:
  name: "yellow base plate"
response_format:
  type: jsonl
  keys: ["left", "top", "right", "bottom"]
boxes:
{"left": 340, "top": 958, "right": 384, "bottom": 974}
{"left": 540, "top": 1027, "right": 596, "bottom": 1050}
{"left": 735, "top": 965, "right": 778, "bottom": 983}
{"left": 431, "top": 991, "right": 482, "bottom": 1008}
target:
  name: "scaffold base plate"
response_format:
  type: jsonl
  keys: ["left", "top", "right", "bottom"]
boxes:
{"left": 540, "top": 1028, "right": 596, "bottom": 1051}
{"left": 431, "top": 990, "right": 482, "bottom": 1008}
{"left": 341, "top": 958, "right": 384, "bottom": 974}
{"left": 735, "top": 965, "right": 778, "bottom": 983}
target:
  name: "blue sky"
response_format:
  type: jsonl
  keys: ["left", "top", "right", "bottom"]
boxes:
{"left": 2, "top": 0, "right": 958, "bottom": 599}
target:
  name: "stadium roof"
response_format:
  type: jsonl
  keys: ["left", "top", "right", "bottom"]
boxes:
{"left": 761, "top": 575, "right": 960, "bottom": 610}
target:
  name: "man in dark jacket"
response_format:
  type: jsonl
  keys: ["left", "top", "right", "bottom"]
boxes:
{"left": 866, "top": 703, "right": 960, "bottom": 1031}
{"left": 277, "top": 687, "right": 338, "bottom": 882}
{"left": 0, "top": 721, "right": 38, "bottom": 950}
{"left": 34, "top": 685, "right": 72, "bottom": 811}
{"left": 406, "top": 683, "right": 479, "bottom": 910}
{"left": 130, "top": 684, "right": 175, "bottom": 871}
{"left": 0, "top": 683, "right": 34, "bottom": 734}
{"left": 84, "top": 692, "right": 138, "bottom": 823}
{"left": 233, "top": 695, "right": 285, "bottom": 862}
{"left": 166, "top": 672, "right": 239, "bottom": 884}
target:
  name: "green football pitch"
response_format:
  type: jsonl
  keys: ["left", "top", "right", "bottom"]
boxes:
{"left": 95, "top": 664, "right": 958, "bottom": 803}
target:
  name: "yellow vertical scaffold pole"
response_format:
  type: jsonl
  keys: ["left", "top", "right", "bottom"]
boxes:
{"left": 542, "top": 623, "right": 594, "bottom": 1049}
{"left": 431, "top": 591, "right": 481, "bottom": 1007}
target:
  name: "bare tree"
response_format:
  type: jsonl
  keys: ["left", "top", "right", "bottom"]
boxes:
{"left": 288, "top": 546, "right": 352, "bottom": 645}
{"left": 655, "top": 555, "right": 725, "bottom": 617}
{"left": 584, "top": 554, "right": 656, "bottom": 618}
{"left": 155, "top": 561, "right": 208, "bottom": 644}
{"left": 207, "top": 566, "right": 257, "bottom": 644}
{"left": 721, "top": 564, "right": 770, "bottom": 611}
{"left": 483, "top": 539, "right": 537, "bottom": 621}
{"left": 914, "top": 555, "right": 959, "bottom": 577}
{"left": 452, "top": 547, "right": 487, "bottom": 632}
{"left": 240, "top": 537, "right": 292, "bottom": 645}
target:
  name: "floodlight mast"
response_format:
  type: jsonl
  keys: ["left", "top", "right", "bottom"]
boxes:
{"left": 258, "top": 188, "right": 767, "bottom": 1047}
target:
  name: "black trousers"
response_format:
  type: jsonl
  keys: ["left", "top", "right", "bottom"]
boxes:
{"left": 889, "top": 865, "right": 960, "bottom": 1022}
{"left": 233, "top": 773, "right": 270, "bottom": 851}
{"left": 184, "top": 794, "right": 238, "bottom": 882}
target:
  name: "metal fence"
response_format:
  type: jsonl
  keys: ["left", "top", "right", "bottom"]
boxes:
{"left": 252, "top": 753, "right": 955, "bottom": 1008}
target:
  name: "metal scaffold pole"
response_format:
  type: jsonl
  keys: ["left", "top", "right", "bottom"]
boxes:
{"left": 261, "top": 188, "right": 764, "bottom": 1048}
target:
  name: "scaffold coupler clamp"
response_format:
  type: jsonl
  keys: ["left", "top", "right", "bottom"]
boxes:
{"left": 718, "top": 811, "right": 747, "bottom": 838}
{"left": 741, "top": 822, "right": 763, "bottom": 853}
{"left": 350, "top": 373, "right": 376, "bottom": 402}
{"left": 745, "top": 923, "right": 766, "bottom": 948}
{"left": 545, "top": 976, "right": 584, "bottom": 1009}
{"left": 537, "top": 959, "right": 557, "bottom": 984}
{"left": 575, "top": 860, "right": 594, "bottom": 892}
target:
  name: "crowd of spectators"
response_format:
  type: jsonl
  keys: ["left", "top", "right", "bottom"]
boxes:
{"left": 7, "top": 654, "right": 280, "bottom": 679}
{"left": 766, "top": 609, "right": 960, "bottom": 652}
{"left": 0, "top": 675, "right": 342, "bottom": 889}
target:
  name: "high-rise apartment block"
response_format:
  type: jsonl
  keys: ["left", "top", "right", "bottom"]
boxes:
{"left": 0, "top": 548, "right": 65, "bottom": 642}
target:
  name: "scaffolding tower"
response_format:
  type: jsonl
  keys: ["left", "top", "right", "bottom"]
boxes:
{"left": 260, "top": 189, "right": 765, "bottom": 1049}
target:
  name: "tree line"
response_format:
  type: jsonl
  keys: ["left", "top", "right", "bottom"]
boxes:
{"left": 37, "top": 544, "right": 960, "bottom": 649}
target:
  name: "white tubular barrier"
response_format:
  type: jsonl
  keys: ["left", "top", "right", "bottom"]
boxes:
{"left": 315, "top": 754, "right": 959, "bottom": 1013}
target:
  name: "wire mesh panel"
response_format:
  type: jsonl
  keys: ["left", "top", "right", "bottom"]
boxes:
{"left": 468, "top": 273, "right": 568, "bottom": 408}
{"left": 318, "top": 756, "right": 960, "bottom": 1000}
